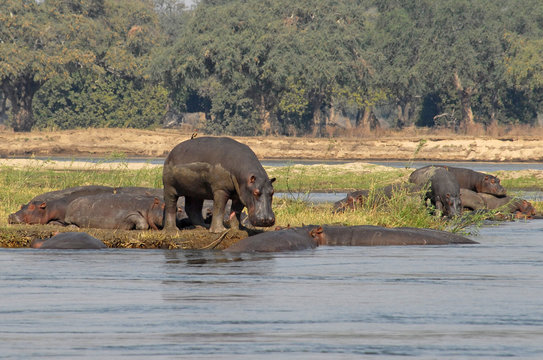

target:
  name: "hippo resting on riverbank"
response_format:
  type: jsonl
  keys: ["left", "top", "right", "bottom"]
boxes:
{"left": 65, "top": 193, "right": 165, "bottom": 230}
{"left": 8, "top": 185, "right": 115, "bottom": 225}
{"left": 333, "top": 183, "right": 422, "bottom": 212}
{"left": 429, "top": 165, "right": 507, "bottom": 197}
{"left": 460, "top": 188, "right": 536, "bottom": 218}
{"left": 163, "top": 136, "right": 276, "bottom": 233}
{"left": 7, "top": 185, "right": 167, "bottom": 226}
{"left": 224, "top": 225, "right": 477, "bottom": 252}
{"left": 409, "top": 166, "right": 462, "bottom": 217}
{"left": 31, "top": 232, "right": 107, "bottom": 249}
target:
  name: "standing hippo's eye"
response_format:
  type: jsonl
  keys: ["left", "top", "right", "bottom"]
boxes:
{"left": 253, "top": 189, "right": 261, "bottom": 197}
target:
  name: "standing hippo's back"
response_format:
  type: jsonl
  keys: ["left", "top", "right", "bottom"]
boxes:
{"left": 165, "top": 137, "right": 265, "bottom": 177}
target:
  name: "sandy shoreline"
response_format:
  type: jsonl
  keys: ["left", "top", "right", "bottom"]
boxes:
{"left": 1, "top": 128, "right": 543, "bottom": 163}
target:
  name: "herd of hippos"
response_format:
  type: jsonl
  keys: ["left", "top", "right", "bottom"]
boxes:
{"left": 8, "top": 136, "right": 540, "bottom": 252}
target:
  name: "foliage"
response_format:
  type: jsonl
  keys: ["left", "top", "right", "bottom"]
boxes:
{"left": 0, "top": 0, "right": 161, "bottom": 132}
{"left": 33, "top": 71, "right": 168, "bottom": 129}
{"left": 4, "top": 0, "right": 543, "bottom": 134}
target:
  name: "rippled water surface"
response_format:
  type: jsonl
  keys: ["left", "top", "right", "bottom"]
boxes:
{"left": 2, "top": 220, "right": 543, "bottom": 359}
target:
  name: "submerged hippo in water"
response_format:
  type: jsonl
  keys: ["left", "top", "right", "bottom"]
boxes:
{"left": 223, "top": 227, "right": 318, "bottom": 253}
{"left": 163, "top": 137, "right": 276, "bottom": 233}
{"left": 224, "top": 224, "right": 477, "bottom": 252}
{"left": 65, "top": 193, "right": 166, "bottom": 230}
{"left": 409, "top": 166, "right": 462, "bottom": 217}
{"left": 31, "top": 232, "right": 107, "bottom": 249}
{"left": 309, "top": 225, "right": 477, "bottom": 246}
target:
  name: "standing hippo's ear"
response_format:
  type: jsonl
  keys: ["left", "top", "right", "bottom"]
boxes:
{"left": 270, "top": 177, "right": 276, "bottom": 183}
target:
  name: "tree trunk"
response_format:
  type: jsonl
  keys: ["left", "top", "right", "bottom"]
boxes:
{"left": 3, "top": 75, "right": 41, "bottom": 132}
{"left": 259, "top": 94, "right": 272, "bottom": 135}
{"left": 358, "top": 106, "right": 372, "bottom": 130}
{"left": 453, "top": 72, "right": 475, "bottom": 132}
{"left": 311, "top": 96, "right": 325, "bottom": 137}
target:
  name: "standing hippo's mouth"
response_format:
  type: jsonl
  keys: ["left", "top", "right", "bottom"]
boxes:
{"left": 248, "top": 212, "right": 276, "bottom": 227}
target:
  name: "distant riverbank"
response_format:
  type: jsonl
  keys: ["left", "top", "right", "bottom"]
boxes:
{"left": 1, "top": 128, "right": 543, "bottom": 162}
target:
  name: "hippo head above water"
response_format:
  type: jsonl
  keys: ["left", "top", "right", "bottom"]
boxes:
{"left": 237, "top": 174, "right": 276, "bottom": 228}
{"left": 477, "top": 175, "right": 507, "bottom": 197}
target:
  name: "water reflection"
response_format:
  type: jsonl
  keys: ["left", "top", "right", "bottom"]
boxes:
{"left": 2, "top": 221, "right": 543, "bottom": 358}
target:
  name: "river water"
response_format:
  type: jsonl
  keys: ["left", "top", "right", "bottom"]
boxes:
{"left": 1, "top": 219, "right": 543, "bottom": 359}
{"left": 2, "top": 159, "right": 543, "bottom": 358}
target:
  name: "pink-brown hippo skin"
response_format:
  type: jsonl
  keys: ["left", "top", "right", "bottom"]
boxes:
{"left": 31, "top": 232, "right": 107, "bottom": 249}
{"left": 333, "top": 183, "right": 422, "bottom": 212}
{"left": 8, "top": 185, "right": 115, "bottom": 225}
{"left": 478, "top": 193, "right": 536, "bottom": 218}
{"left": 163, "top": 137, "right": 275, "bottom": 233}
{"left": 65, "top": 194, "right": 165, "bottom": 230}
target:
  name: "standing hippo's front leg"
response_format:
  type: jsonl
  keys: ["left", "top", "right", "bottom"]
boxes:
{"left": 210, "top": 190, "right": 229, "bottom": 233}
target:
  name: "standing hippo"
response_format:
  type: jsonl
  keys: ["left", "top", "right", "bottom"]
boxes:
{"left": 65, "top": 194, "right": 165, "bottom": 230}
{"left": 223, "top": 227, "right": 318, "bottom": 253}
{"left": 8, "top": 185, "right": 115, "bottom": 225}
{"left": 31, "top": 232, "right": 107, "bottom": 249}
{"left": 429, "top": 165, "right": 506, "bottom": 197}
{"left": 309, "top": 225, "right": 477, "bottom": 246}
{"left": 409, "top": 166, "right": 462, "bottom": 217}
{"left": 163, "top": 137, "right": 276, "bottom": 233}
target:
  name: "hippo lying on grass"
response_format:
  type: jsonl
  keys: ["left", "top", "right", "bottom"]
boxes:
{"left": 223, "top": 225, "right": 477, "bottom": 252}
{"left": 65, "top": 193, "right": 166, "bottom": 230}
{"left": 333, "top": 183, "right": 422, "bottom": 212}
{"left": 460, "top": 188, "right": 536, "bottom": 218}
{"left": 8, "top": 186, "right": 174, "bottom": 227}
{"left": 31, "top": 232, "right": 107, "bottom": 249}
{"left": 8, "top": 185, "right": 115, "bottom": 225}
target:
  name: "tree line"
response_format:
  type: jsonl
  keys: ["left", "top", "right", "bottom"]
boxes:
{"left": 1, "top": 0, "right": 543, "bottom": 135}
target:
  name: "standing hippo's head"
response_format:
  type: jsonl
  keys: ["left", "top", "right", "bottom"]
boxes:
{"left": 8, "top": 201, "right": 49, "bottom": 225}
{"left": 238, "top": 174, "right": 276, "bottom": 228}
{"left": 437, "top": 193, "right": 462, "bottom": 218}
{"left": 476, "top": 175, "right": 507, "bottom": 197}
